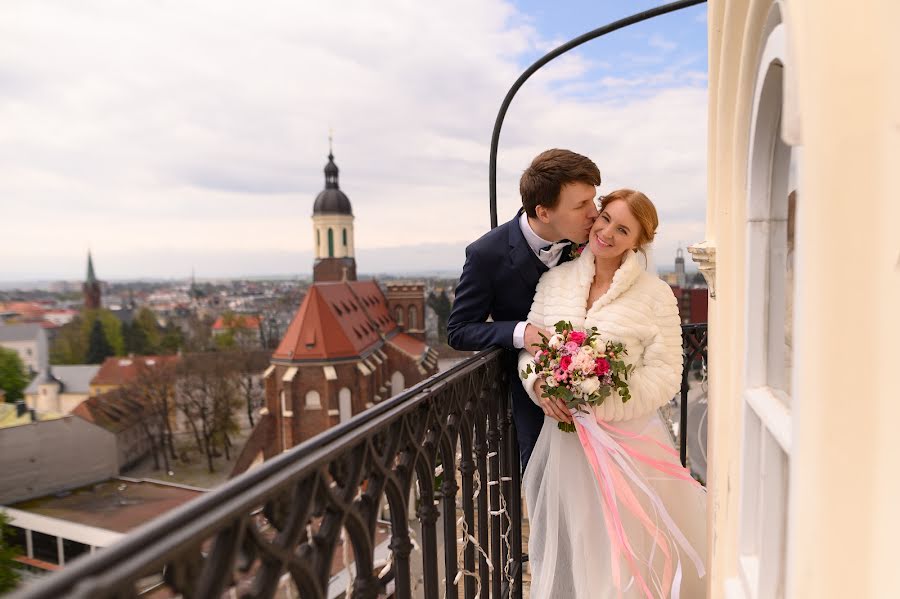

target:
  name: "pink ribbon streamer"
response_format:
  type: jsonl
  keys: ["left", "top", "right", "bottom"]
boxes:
{"left": 573, "top": 411, "right": 705, "bottom": 599}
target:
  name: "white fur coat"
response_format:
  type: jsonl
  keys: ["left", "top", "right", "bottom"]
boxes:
{"left": 518, "top": 248, "right": 683, "bottom": 422}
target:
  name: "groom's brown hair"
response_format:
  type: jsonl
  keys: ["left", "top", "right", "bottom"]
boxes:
{"left": 520, "top": 149, "right": 602, "bottom": 218}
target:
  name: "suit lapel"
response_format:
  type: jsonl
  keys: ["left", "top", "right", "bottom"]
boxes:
{"left": 507, "top": 210, "right": 548, "bottom": 289}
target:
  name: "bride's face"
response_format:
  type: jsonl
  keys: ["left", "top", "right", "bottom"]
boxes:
{"left": 588, "top": 199, "right": 642, "bottom": 260}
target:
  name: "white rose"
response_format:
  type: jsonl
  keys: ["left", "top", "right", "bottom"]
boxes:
{"left": 545, "top": 375, "right": 558, "bottom": 388}
{"left": 547, "top": 334, "right": 563, "bottom": 349}
{"left": 579, "top": 376, "right": 601, "bottom": 396}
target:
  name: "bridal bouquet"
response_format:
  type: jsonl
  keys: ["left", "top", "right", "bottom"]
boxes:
{"left": 521, "top": 321, "right": 633, "bottom": 432}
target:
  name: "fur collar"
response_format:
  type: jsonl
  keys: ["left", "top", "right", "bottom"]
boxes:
{"left": 574, "top": 248, "right": 644, "bottom": 313}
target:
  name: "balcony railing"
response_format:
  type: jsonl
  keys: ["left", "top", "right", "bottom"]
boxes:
{"left": 12, "top": 324, "right": 707, "bottom": 599}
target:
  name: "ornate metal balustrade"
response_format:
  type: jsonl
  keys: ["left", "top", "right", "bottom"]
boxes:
{"left": 13, "top": 348, "right": 523, "bottom": 599}
{"left": 14, "top": 324, "right": 707, "bottom": 599}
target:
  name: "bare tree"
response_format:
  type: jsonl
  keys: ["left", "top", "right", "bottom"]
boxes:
{"left": 121, "top": 358, "right": 179, "bottom": 473}
{"left": 176, "top": 353, "right": 242, "bottom": 473}
{"left": 232, "top": 350, "right": 270, "bottom": 427}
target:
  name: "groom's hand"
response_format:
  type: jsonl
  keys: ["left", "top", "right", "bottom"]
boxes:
{"left": 533, "top": 380, "right": 573, "bottom": 424}
{"left": 524, "top": 324, "right": 550, "bottom": 356}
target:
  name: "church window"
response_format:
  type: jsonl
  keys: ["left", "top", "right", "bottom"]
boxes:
{"left": 305, "top": 390, "right": 321, "bottom": 409}
{"left": 408, "top": 306, "right": 417, "bottom": 329}
{"left": 328, "top": 228, "right": 334, "bottom": 257}
{"left": 394, "top": 307, "right": 403, "bottom": 325}
{"left": 342, "top": 228, "right": 347, "bottom": 246}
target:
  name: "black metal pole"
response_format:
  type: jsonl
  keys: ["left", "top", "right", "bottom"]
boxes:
{"left": 488, "top": 0, "right": 707, "bottom": 228}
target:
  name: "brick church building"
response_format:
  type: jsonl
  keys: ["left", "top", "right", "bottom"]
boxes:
{"left": 233, "top": 151, "right": 438, "bottom": 473}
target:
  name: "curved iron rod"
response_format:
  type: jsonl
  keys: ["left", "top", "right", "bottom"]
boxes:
{"left": 488, "top": 0, "right": 707, "bottom": 228}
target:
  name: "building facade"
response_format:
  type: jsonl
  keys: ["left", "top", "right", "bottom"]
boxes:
{"left": 0, "top": 323, "right": 48, "bottom": 376}
{"left": 24, "top": 365, "right": 100, "bottom": 414}
{"left": 697, "top": 2, "right": 899, "bottom": 598}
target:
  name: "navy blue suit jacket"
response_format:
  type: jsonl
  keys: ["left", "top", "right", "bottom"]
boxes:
{"left": 448, "top": 211, "right": 571, "bottom": 468}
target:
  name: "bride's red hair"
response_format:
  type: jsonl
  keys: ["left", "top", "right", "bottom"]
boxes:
{"left": 599, "top": 189, "right": 658, "bottom": 253}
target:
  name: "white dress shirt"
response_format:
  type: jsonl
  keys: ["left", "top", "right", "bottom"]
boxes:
{"left": 512, "top": 212, "right": 570, "bottom": 348}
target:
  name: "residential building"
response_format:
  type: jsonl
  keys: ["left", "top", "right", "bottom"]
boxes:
{"left": 23, "top": 365, "right": 100, "bottom": 414}
{"left": 0, "top": 322, "right": 48, "bottom": 375}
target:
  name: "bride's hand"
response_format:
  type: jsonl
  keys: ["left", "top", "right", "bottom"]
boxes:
{"left": 533, "top": 380, "right": 573, "bottom": 424}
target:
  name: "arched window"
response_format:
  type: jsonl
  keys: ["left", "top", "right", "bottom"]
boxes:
{"left": 327, "top": 229, "right": 334, "bottom": 258}
{"left": 305, "top": 390, "right": 321, "bottom": 409}
{"left": 394, "top": 306, "right": 404, "bottom": 326}
{"left": 338, "top": 387, "right": 352, "bottom": 422}
{"left": 280, "top": 390, "right": 292, "bottom": 416}
{"left": 316, "top": 229, "right": 320, "bottom": 251}
{"left": 407, "top": 306, "right": 417, "bottom": 329}
{"left": 342, "top": 228, "right": 347, "bottom": 247}
{"left": 735, "top": 8, "right": 795, "bottom": 597}
{"left": 390, "top": 371, "right": 405, "bottom": 397}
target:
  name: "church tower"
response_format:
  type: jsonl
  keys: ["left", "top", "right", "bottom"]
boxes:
{"left": 83, "top": 251, "right": 101, "bottom": 310}
{"left": 312, "top": 148, "right": 357, "bottom": 282}
{"left": 675, "top": 247, "right": 686, "bottom": 288}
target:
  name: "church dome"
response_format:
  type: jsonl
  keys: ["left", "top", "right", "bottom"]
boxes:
{"left": 313, "top": 152, "right": 353, "bottom": 215}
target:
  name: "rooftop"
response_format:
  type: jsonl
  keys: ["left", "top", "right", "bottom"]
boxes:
{"left": 273, "top": 280, "right": 397, "bottom": 361}
{"left": 24, "top": 364, "right": 101, "bottom": 395}
{"left": 0, "top": 322, "right": 44, "bottom": 343}
{"left": 90, "top": 355, "right": 179, "bottom": 387}
{"left": 72, "top": 387, "right": 152, "bottom": 434}
{"left": 10, "top": 478, "right": 204, "bottom": 534}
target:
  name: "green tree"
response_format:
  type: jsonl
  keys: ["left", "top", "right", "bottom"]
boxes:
{"left": 0, "top": 511, "right": 22, "bottom": 593}
{"left": 50, "top": 310, "right": 124, "bottom": 364}
{"left": 134, "top": 307, "right": 162, "bottom": 351}
{"left": 0, "top": 348, "right": 28, "bottom": 403}
{"left": 427, "top": 290, "right": 452, "bottom": 343}
{"left": 158, "top": 322, "right": 184, "bottom": 354}
{"left": 83, "top": 309, "right": 124, "bottom": 356}
{"left": 122, "top": 320, "right": 150, "bottom": 355}
{"left": 50, "top": 315, "right": 87, "bottom": 364}
{"left": 86, "top": 319, "right": 114, "bottom": 364}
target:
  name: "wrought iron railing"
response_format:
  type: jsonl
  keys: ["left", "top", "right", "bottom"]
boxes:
{"left": 12, "top": 348, "right": 523, "bottom": 599}
{"left": 13, "top": 324, "right": 707, "bottom": 599}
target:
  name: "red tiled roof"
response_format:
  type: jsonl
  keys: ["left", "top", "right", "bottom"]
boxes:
{"left": 0, "top": 302, "right": 46, "bottom": 318}
{"left": 212, "top": 314, "right": 261, "bottom": 330}
{"left": 387, "top": 332, "right": 428, "bottom": 359}
{"left": 90, "top": 355, "right": 180, "bottom": 387}
{"left": 72, "top": 387, "right": 151, "bottom": 433}
{"left": 273, "top": 281, "right": 398, "bottom": 361}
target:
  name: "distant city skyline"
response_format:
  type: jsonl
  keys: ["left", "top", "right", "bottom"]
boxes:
{"left": 1, "top": 1, "right": 708, "bottom": 281}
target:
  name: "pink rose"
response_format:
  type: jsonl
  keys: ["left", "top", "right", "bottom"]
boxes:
{"left": 563, "top": 341, "right": 580, "bottom": 354}
{"left": 554, "top": 369, "right": 568, "bottom": 382}
{"left": 568, "top": 331, "right": 587, "bottom": 345}
{"left": 594, "top": 357, "right": 610, "bottom": 376}
{"left": 559, "top": 355, "right": 573, "bottom": 372}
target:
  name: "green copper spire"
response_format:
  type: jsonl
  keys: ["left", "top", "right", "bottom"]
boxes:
{"left": 86, "top": 251, "right": 98, "bottom": 284}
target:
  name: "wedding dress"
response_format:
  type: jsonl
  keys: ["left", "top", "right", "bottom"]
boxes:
{"left": 518, "top": 249, "right": 707, "bottom": 598}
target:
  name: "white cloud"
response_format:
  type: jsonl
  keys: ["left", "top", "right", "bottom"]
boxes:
{"left": 648, "top": 34, "right": 677, "bottom": 52}
{"left": 0, "top": 0, "right": 706, "bottom": 280}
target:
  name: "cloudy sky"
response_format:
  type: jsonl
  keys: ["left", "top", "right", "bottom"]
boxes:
{"left": 0, "top": 0, "right": 708, "bottom": 282}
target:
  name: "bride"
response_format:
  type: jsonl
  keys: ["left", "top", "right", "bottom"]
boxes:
{"left": 518, "top": 189, "right": 707, "bottom": 598}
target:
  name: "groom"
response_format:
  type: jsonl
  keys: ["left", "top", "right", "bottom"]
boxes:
{"left": 447, "top": 148, "right": 601, "bottom": 468}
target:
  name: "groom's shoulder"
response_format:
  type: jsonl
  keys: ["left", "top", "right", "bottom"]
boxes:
{"left": 465, "top": 218, "right": 513, "bottom": 260}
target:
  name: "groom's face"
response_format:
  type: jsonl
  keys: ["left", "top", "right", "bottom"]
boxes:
{"left": 541, "top": 181, "right": 599, "bottom": 243}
